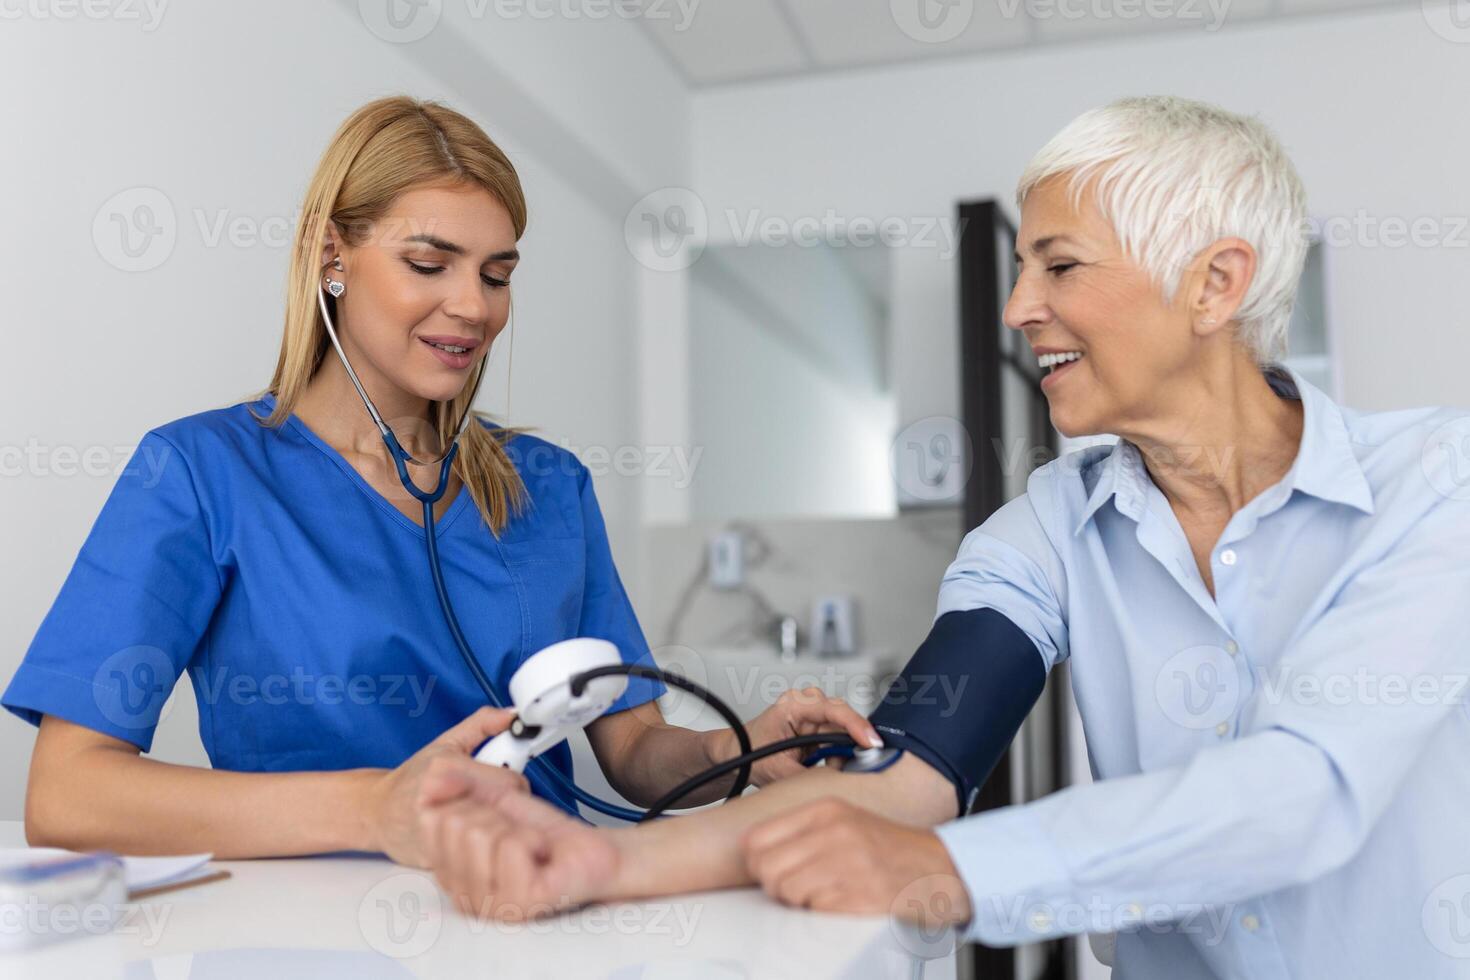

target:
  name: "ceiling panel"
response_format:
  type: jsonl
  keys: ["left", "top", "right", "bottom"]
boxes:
{"left": 1031, "top": 0, "right": 1274, "bottom": 44}
{"left": 640, "top": 0, "right": 1430, "bottom": 87}
{"left": 639, "top": 0, "right": 809, "bottom": 85}
{"left": 784, "top": 0, "right": 1033, "bottom": 68}
{"left": 1278, "top": 0, "right": 1419, "bottom": 13}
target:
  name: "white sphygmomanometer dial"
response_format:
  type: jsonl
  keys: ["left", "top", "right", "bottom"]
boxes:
{"left": 474, "top": 638, "right": 629, "bottom": 771}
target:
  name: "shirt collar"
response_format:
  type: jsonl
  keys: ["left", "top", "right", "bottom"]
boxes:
{"left": 1072, "top": 363, "right": 1374, "bottom": 536}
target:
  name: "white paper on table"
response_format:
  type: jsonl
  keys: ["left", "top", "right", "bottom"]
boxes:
{"left": 0, "top": 847, "right": 215, "bottom": 891}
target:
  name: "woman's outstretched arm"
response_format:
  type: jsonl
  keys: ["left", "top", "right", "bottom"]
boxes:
{"left": 415, "top": 746, "right": 959, "bottom": 919}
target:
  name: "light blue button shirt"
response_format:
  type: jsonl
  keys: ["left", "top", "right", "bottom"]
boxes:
{"left": 931, "top": 365, "right": 1470, "bottom": 977}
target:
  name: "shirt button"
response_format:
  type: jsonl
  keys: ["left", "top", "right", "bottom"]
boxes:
{"left": 1241, "top": 913, "right": 1260, "bottom": 932}
{"left": 1225, "top": 641, "right": 1239, "bottom": 656}
{"left": 1220, "top": 549, "right": 1237, "bottom": 566}
{"left": 1028, "top": 908, "right": 1054, "bottom": 931}
{"left": 1215, "top": 722, "right": 1230, "bottom": 736}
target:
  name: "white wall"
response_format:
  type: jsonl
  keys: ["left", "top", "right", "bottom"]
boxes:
{"left": 0, "top": 0, "right": 687, "bottom": 818}
{"left": 688, "top": 5, "right": 1470, "bottom": 416}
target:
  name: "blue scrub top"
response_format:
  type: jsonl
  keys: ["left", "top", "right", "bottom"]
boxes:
{"left": 2, "top": 393, "right": 665, "bottom": 816}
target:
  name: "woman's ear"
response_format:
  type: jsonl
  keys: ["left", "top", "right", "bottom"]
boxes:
{"left": 319, "top": 219, "right": 344, "bottom": 273}
{"left": 1193, "top": 236, "right": 1256, "bottom": 337}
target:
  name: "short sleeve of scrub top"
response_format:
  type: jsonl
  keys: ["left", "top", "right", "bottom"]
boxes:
{"left": 2, "top": 394, "right": 666, "bottom": 817}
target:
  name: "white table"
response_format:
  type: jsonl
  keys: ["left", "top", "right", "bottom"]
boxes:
{"left": 0, "top": 821, "right": 957, "bottom": 979}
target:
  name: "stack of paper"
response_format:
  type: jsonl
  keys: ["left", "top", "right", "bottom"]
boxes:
{"left": 0, "top": 848, "right": 215, "bottom": 894}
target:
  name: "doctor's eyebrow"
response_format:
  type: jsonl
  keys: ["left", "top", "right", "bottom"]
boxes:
{"left": 403, "top": 233, "right": 519, "bottom": 262}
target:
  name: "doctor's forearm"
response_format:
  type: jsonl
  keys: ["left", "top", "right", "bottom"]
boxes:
{"left": 26, "top": 717, "right": 381, "bottom": 858}
{"left": 594, "top": 720, "right": 735, "bottom": 808}
{"left": 588, "top": 702, "right": 739, "bottom": 808}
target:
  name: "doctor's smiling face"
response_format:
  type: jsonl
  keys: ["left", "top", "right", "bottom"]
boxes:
{"left": 319, "top": 181, "right": 520, "bottom": 410}
{"left": 1004, "top": 174, "right": 1253, "bottom": 440}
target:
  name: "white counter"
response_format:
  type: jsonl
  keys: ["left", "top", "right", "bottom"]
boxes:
{"left": 0, "top": 821, "right": 957, "bottom": 979}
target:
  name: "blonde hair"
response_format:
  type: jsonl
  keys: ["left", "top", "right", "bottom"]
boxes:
{"left": 255, "top": 95, "right": 528, "bottom": 534}
{"left": 1017, "top": 95, "right": 1308, "bottom": 364}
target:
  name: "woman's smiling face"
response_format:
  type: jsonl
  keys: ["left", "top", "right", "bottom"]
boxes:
{"left": 328, "top": 182, "right": 520, "bottom": 406}
{"left": 1004, "top": 175, "right": 1200, "bottom": 439}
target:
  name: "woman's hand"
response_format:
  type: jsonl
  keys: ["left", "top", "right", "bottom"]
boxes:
{"left": 741, "top": 797, "right": 972, "bottom": 930}
{"left": 363, "top": 706, "right": 528, "bottom": 868}
{"left": 712, "top": 687, "right": 883, "bottom": 788}
{"left": 417, "top": 769, "right": 621, "bottom": 921}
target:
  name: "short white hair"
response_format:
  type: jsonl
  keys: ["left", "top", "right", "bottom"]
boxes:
{"left": 1016, "top": 96, "right": 1307, "bottom": 363}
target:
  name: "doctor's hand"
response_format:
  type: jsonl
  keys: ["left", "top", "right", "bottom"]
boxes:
{"left": 741, "top": 798, "right": 973, "bottom": 932}
{"left": 417, "top": 775, "right": 621, "bottom": 921}
{"left": 713, "top": 688, "right": 882, "bottom": 787}
{"left": 365, "top": 706, "right": 528, "bottom": 868}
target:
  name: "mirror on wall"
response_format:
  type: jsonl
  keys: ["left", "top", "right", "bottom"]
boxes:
{"left": 684, "top": 241, "right": 899, "bottom": 522}
{"left": 1282, "top": 239, "right": 1336, "bottom": 394}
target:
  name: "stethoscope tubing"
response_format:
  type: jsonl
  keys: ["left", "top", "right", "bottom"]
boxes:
{"left": 316, "top": 284, "right": 860, "bottom": 822}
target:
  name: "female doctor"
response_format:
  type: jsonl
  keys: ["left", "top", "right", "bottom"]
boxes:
{"left": 2, "top": 96, "right": 878, "bottom": 866}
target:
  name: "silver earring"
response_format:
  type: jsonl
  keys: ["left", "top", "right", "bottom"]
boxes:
{"left": 323, "top": 257, "right": 345, "bottom": 298}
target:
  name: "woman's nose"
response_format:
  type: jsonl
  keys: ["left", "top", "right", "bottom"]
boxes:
{"left": 1003, "top": 269, "right": 1049, "bottom": 333}
{"left": 442, "top": 271, "right": 493, "bottom": 325}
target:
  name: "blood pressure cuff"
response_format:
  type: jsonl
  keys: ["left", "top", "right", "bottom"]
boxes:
{"left": 867, "top": 606, "right": 1047, "bottom": 817}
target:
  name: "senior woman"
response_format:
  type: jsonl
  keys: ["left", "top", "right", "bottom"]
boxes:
{"left": 411, "top": 96, "right": 1470, "bottom": 977}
